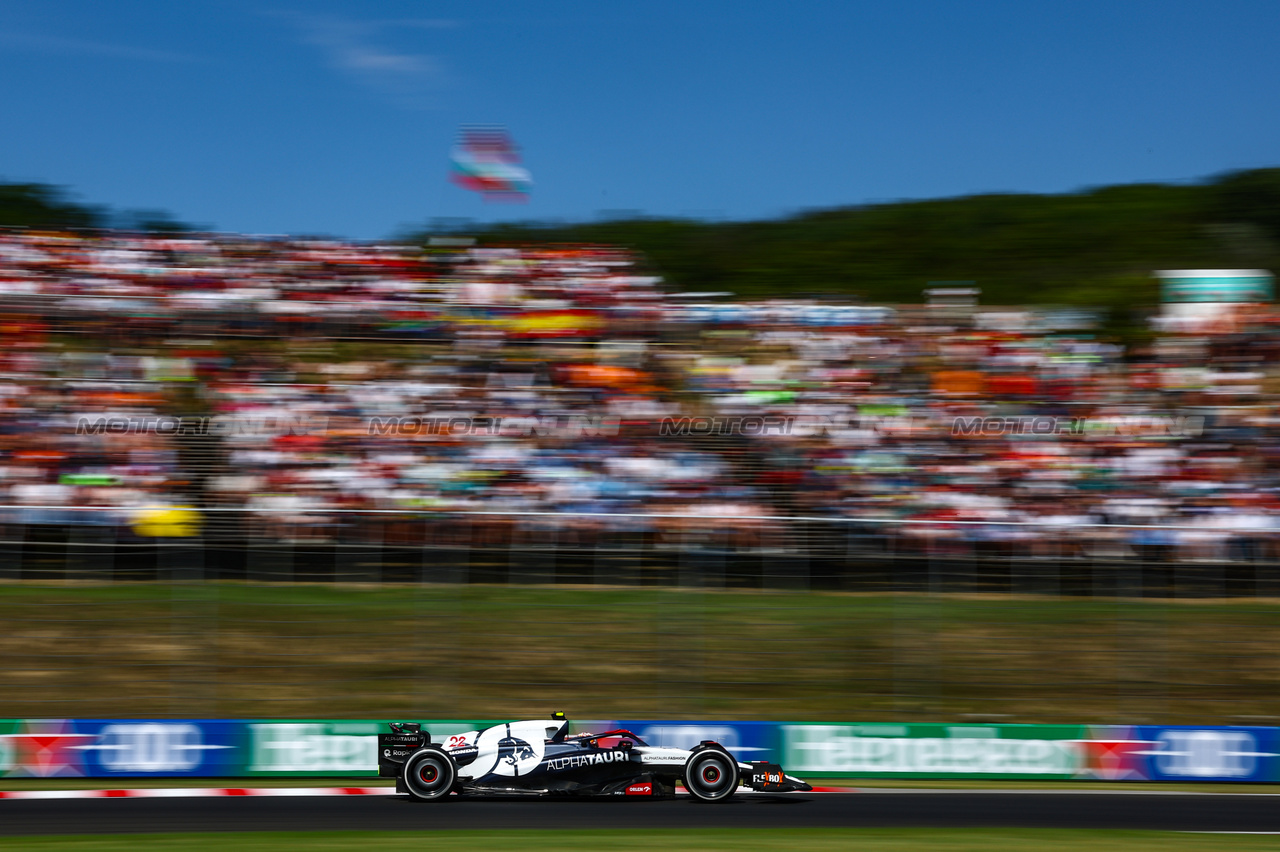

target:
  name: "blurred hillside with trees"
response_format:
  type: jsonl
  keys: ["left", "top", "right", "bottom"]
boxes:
{"left": 0, "top": 181, "right": 193, "bottom": 234}
{"left": 436, "top": 168, "right": 1280, "bottom": 310}
{"left": 5, "top": 168, "right": 1278, "bottom": 311}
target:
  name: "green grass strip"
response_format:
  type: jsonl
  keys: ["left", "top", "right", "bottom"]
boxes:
{"left": 3, "top": 582, "right": 1279, "bottom": 721}
{"left": 3, "top": 829, "right": 1280, "bottom": 851}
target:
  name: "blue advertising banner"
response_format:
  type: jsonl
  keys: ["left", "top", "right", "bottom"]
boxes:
{"left": 73, "top": 720, "right": 243, "bottom": 777}
{"left": 1131, "top": 726, "right": 1280, "bottom": 783}
{"left": 0, "top": 719, "right": 242, "bottom": 778}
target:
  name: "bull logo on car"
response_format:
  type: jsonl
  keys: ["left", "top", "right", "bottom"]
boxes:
{"left": 472, "top": 723, "right": 546, "bottom": 778}
{"left": 498, "top": 736, "right": 535, "bottom": 769}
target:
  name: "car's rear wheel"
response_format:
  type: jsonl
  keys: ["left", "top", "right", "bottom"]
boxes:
{"left": 403, "top": 747, "right": 456, "bottom": 801}
{"left": 683, "top": 748, "right": 738, "bottom": 803}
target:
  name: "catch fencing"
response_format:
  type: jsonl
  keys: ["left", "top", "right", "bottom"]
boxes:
{"left": 1, "top": 510, "right": 1278, "bottom": 727}
{"left": 3, "top": 507, "right": 1280, "bottom": 595}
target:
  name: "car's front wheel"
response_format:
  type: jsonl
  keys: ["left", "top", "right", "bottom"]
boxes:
{"left": 403, "top": 747, "right": 456, "bottom": 802}
{"left": 683, "top": 748, "right": 738, "bottom": 803}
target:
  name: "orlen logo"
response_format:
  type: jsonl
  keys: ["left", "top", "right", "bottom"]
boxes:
{"left": 1154, "top": 730, "right": 1262, "bottom": 778}
{"left": 95, "top": 723, "right": 213, "bottom": 773}
{"left": 625, "top": 782, "right": 653, "bottom": 796}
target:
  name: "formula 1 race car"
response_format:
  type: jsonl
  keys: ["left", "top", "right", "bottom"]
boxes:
{"left": 378, "top": 713, "right": 812, "bottom": 802}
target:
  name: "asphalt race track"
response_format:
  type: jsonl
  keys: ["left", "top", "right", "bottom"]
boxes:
{"left": 3, "top": 791, "right": 1280, "bottom": 836}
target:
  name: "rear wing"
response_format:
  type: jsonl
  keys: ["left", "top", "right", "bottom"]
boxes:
{"left": 377, "top": 722, "right": 428, "bottom": 778}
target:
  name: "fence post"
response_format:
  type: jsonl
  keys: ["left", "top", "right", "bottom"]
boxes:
{"left": 507, "top": 518, "right": 531, "bottom": 585}
{"left": 421, "top": 513, "right": 452, "bottom": 585}
{"left": 65, "top": 523, "right": 85, "bottom": 580}
{"left": 676, "top": 528, "right": 698, "bottom": 589}
{"left": 245, "top": 516, "right": 282, "bottom": 581}
{"left": 0, "top": 516, "right": 22, "bottom": 579}
{"left": 366, "top": 513, "right": 384, "bottom": 585}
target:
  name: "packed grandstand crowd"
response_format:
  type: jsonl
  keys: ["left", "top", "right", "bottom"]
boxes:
{"left": 0, "top": 228, "right": 1277, "bottom": 562}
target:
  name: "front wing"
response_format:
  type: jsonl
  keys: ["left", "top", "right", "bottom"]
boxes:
{"left": 739, "top": 760, "right": 812, "bottom": 793}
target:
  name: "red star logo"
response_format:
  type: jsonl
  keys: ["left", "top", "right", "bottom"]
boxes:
{"left": 4, "top": 720, "right": 93, "bottom": 777}
{"left": 1079, "top": 739, "right": 1155, "bottom": 780}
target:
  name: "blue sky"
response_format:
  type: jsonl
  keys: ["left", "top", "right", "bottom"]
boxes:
{"left": 1, "top": 1, "right": 1277, "bottom": 239}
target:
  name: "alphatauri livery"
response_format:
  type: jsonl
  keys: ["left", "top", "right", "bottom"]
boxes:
{"left": 378, "top": 713, "right": 812, "bottom": 802}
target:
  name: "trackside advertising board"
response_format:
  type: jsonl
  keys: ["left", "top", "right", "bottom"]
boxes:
{"left": 243, "top": 720, "right": 493, "bottom": 776}
{"left": 779, "top": 723, "right": 1082, "bottom": 779}
{"left": 1085, "top": 725, "right": 1280, "bottom": 783}
{"left": 0, "top": 720, "right": 492, "bottom": 779}
{"left": 0, "top": 720, "right": 242, "bottom": 778}
{"left": 1, "top": 719, "right": 1277, "bottom": 782}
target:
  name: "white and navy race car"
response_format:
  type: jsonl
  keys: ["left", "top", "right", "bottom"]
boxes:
{"left": 378, "top": 713, "right": 811, "bottom": 803}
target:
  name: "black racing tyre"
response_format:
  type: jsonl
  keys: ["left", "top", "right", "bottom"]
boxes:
{"left": 403, "top": 747, "right": 456, "bottom": 801}
{"left": 683, "top": 748, "right": 739, "bottom": 803}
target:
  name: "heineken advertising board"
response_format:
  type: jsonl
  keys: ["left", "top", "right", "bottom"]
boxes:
{"left": 779, "top": 723, "right": 1083, "bottom": 779}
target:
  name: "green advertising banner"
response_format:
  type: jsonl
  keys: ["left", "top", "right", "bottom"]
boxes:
{"left": 242, "top": 720, "right": 495, "bottom": 776}
{"left": 779, "top": 723, "right": 1086, "bottom": 779}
